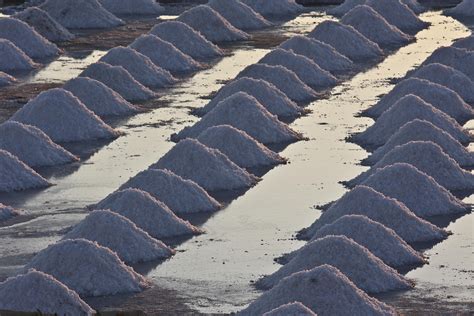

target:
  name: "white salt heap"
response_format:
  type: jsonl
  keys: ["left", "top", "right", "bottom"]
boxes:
{"left": 279, "top": 36, "right": 354, "bottom": 75}
{"left": 93, "top": 188, "right": 202, "bottom": 238}
{"left": 176, "top": 5, "right": 249, "bottom": 43}
{"left": 63, "top": 77, "right": 140, "bottom": 117}
{"left": 241, "top": 0, "right": 304, "bottom": 20}
{"left": 63, "top": 210, "right": 174, "bottom": 264}
{"left": 10, "top": 88, "right": 119, "bottom": 143}
{"left": 100, "top": 46, "right": 176, "bottom": 88}
{"left": 0, "top": 72, "right": 16, "bottom": 87}
{"left": 421, "top": 47, "right": 474, "bottom": 81}
{"left": 366, "top": 119, "right": 474, "bottom": 167}
{"left": 0, "top": 149, "right": 50, "bottom": 192}
{"left": 263, "top": 302, "right": 316, "bottom": 316}
{"left": 196, "top": 77, "right": 301, "bottom": 117}
{"left": 129, "top": 35, "right": 202, "bottom": 74}
{"left": 208, "top": 0, "right": 271, "bottom": 31}
{"left": 0, "top": 18, "right": 60, "bottom": 59}
{"left": 259, "top": 48, "right": 337, "bottom": 90}
{"left": 40, "top": 0, "right": 124, "bottom": 29}
{"left": 353, "top": 95, "right": 472, "bottom": 147}
{"left": 99, "top": 0, "right": 164, "bottom": 15}
{"left": 174, "top": 92, "right": 303, "bottom": 144}
{"left": 24, "top": 239, "right": 148, "bottom": 297}
{"left": 149, "top": 21, "right": 224, "bottom": 61}
{"left": 341, "top": 5, "right": 412, "bottom": 48}
{"left": 308, "top": 20, "right": 383, "bottom": 62}
{"left": 80, "top": 62, "right": 156, "bottom": 102}
{"left": 299, "top": 185, "right": 447, "bottom": 243}
{"left": 237, "top": 64, "right": 318, "bottom": 102}
{"left": 401, "top": 0, "right": 425, "bottom": 14}
{"left": 362, "top": 163, "right": 468, "bottom": 218}
{"left": 197, "top": 125, "right": 286, "bottom": 168}
{"left": 0, "top": 270, "right": 94, "bottom": 316}
{"left": 240, "top": 265, "right": 396, "bottom": 316}
{"left": 0, "top": 121, "right": 78, "bottom": 167}
{"left": 0, "top": 203, "right": 21, "bottom": 222}
{"left": 452, "top": 36, "right": 474, "bottom": 51}
{"left": 0, "top": 39, "right": 36, "bottom": 72}
{"left": 150, "top": 139, "right": 259, "bottom": 192}
{"left": 14, "top": 7, "right": 74, "bottom": 42}
{"left": 327, "top": 0, "right": 365, "bottom": 16}
{"left": 445, "top": 0, "right": 474, "bottom": 19}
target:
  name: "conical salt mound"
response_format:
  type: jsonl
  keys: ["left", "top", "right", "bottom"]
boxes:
{"left": 410, "top": 63, "right": 474, "bottom": 104}
{"left": 93, "top": 188, "right": 202, "bottom": 238}
{"left": 241, "top": 0, "right": 304, "bottom": 20}
{"left": 174, "top": 92, "right": 303, "bottom": 144}
{"left": 99, "top": 0, "right": 164, "bottom": 15}
{"left": 0, "top": 18, "right": 60, "bottom": 59}
{"left": 208, "top": 0, "right": 272, "bottom": 31}
{"left": 14, "top": 7, "right": 74, "bottom": 42}
{"left": 445, "top": 0, "right": 474, "bottom": 19}
{"left": 240, "top": 265, "right": 396, "bottom": 316}
{"left": 0, "top": 39, "right": 36, "bottom": 72}
{"left": 63, "top": 77, "right": 140, "bottom": 117}
{"left": 150, "top": 139, "right": 259, "bottom": 192}
{"left": 259, "top": 48, "right": 337, "bottom": 90}
{"left": 421, "top": 47, "right": 474, "bottom": 81}
{"left": 24, "top": 239, "right": 149, "bottom": 297}
{"left": 0, "top": 149, "right": 50, "bottom": 192}
{"left": 365, "top": 119, "right": 474, "bottom": 167}
{"left": 80, "top": 62, "right": 156, "bottom": 102}
{"left": 0, "top": 121, "right": 78, "bottom": 167}
{"left": 197, "top": 125, "right": 286, "bottom": 168}
{"left": 0, "top": 203, "right": 21, "bottom": 222}
{"left": 129, "top": 34, "right": 202, "bottom": 74}
{"left": 263, "top": 302, "right": 316, "bottom": 316}
{"left": 149, "top": 21, "right": 224, "bottom": 61}
{"left": 452, "top": 36, "right": 474, "bottom": 51}
{"left": 176, "top": 5, "right": 249, "bottom": 43}
{"left": 327, "top": 0, "right": 365, "bottom": 16}
{"left": 119, "top": 169, "right": 221, "bottom": 214}
{"left": 237, "top": 64, "right": 318, "bottom": 102}
{"left": 0, "top": 71, "right": 16, "bottom": 87}
{"left": 401, "top": 0, "right": 425, "bottom": 14}
{"left": 363, "top": 78, "right": 473, "bottom": 123}
{"left": 257, "top": 236, "right": 412, "bottom": 293}
{"left": 40, "top": 0, "right": 124, "bottom": 29}
{"left": 0, "top": 270, "right": 94, "bottom": 316}
{"left": 362, "top": 163, "right": 468, "bottom": 218}
{"left": 341, "top": 5, "right": 412, "bottom": 48}
{"left": 279, "top": 36, "right": 354, "bottom": 75}
{"left": 352, "top": 95, "right": 472, "bottom": 147}
{"left": 10, "top": 88, "right": 120, "bottom": 142}
{"left": 349, "top": 141, "right": 474, "bottom": 191}
{"left": 298, "top": 185, "right": 447, "bottom": 243}
{"left": 100, "top": 46, "right": 176, "bottom": 88}
{"left": 63, "top": 210, "right": 174, "bottom": 264}
{"left": 308, "top": 20, "right": 383, "bottom": 62}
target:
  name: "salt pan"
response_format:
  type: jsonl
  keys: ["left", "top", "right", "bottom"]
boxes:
{"left": 241, "top": 0, "right": 304, "bottom": 20}
{"left": 421, "top": 47, "right": 474, "bottom": 81}
{"left": 99, "top": 0, "right": 164, "bottom": 15}
{"left": 0, "top": 39, "right": 36, "bottom": 72}
{"left": 0, "top": 203, "right": 21, "bottom": 222}
{"left": 263, "top": 302, "right": 316, "bottom": 316}
{"left": 208, "top": 0, "right": 272, "bottom": 31}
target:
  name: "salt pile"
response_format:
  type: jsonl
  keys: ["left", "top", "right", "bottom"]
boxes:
{"left": 150, "top": 139, "right": 259, "bottom": 192}
{"left": 259, "top": 48, "right": 337, "bottom": 90}
{"left": 99, "top": 0, "right": 164, "bottom": 15}
{"left": 240, "top": 265, "right": 396, "bottom": 316}
{"left": 10, "top": 88, "right": 120, "bottom": 142}
{"left": 352, "top": 95, "right": 472, "bottom": 147}
{"left": 363, "top": 78, "right": 473, "bottom": 123}
{"left": 24, "top": 239, "right": 148, "bottom": 296}
{"left": 298, "top": 185, "right": 447, "bottom": 243}
{"left": 100, "top": 46, "right": 176, "bottom": 88}
{"left": 308, "top": 20, "right": 383, "bottom": 62}
{"left": 421, "top": 47, "right": 474, "bottom": 81}
{"left": 176, "top": 5, "right": 249, "bottom": 43}
{"left": 14, "top": 7, "right": 74, "bottom": 42}
{"left": 129, "top": 35, "right": 202, "bottom": 74}
{"left": 349, "top": 141, "right": 474, "bottom": 191}
{"left": 0, "top": 149, "right": 50, "bottom": 192}
{"left": 0, "top": 18, "right": 60, "bottom": 59}
{"left": 0, "top": 72, "right": 16, "bottom": 87}
{"left": 452, "top": 36, "right": 474, "bottom": 51}
{"left": 365, "top": 119, "right": 474, "bottom": 167}
{"left": 197, "top": 125, "right": 286, "bottom": 168}
{"left": 63, "top": 77, "right": 140, "bottom": 117}
{"left": 327, "top": 0, "right": 365, "bottom": 16}
{"left": 362, "top": 163, "right": 468, "bottom": 218}
{"left": 0, "top": 270, "right": 94, "bottom": 316}
{"left": 241, "top": 0, "right": 304, "bottom": 20}
{"left": 40, "top": 0, "right": 124, "bottom": 29}
{"left": 93, "top": 188, "right": 202, "bottom": 238}
{"left": 237, "top": 64, "right": 318, "bottom": 102}
{"left": 149, "top": 21, "right": 224, "bottom": 61}
{"left": 279, "top": 36, "right": 354, "bottom": 75}
{"left": 80, "top": 62, "right": 156, "bottom": 102}
{"left": 263, "top": 302, "right": 316, "bottom": 316}
{"left": 0, "top": 121, "right": 78, "bottom": 167}
{"left": 0, "top": 203, "right": 21, "bottom": 222}
{"left": 445, "top": 0, "right": 474, "bottom": 19}
{"left": 208, "top": 0, "right": 271, "bottom": 31}
{"left": 0, "top": 39, "right": 36, "bottom": 72}
{"left": 341, "top": 5, "right": 413, "bottom": 48}
{"left": 401, "top": 0, "right": 425, "bottom": 14}
{"left": 174, "top": 92, "right": 303, "bottom": 144}
{"left": 63, "top": 210, "right": 174, "bottom": 264}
